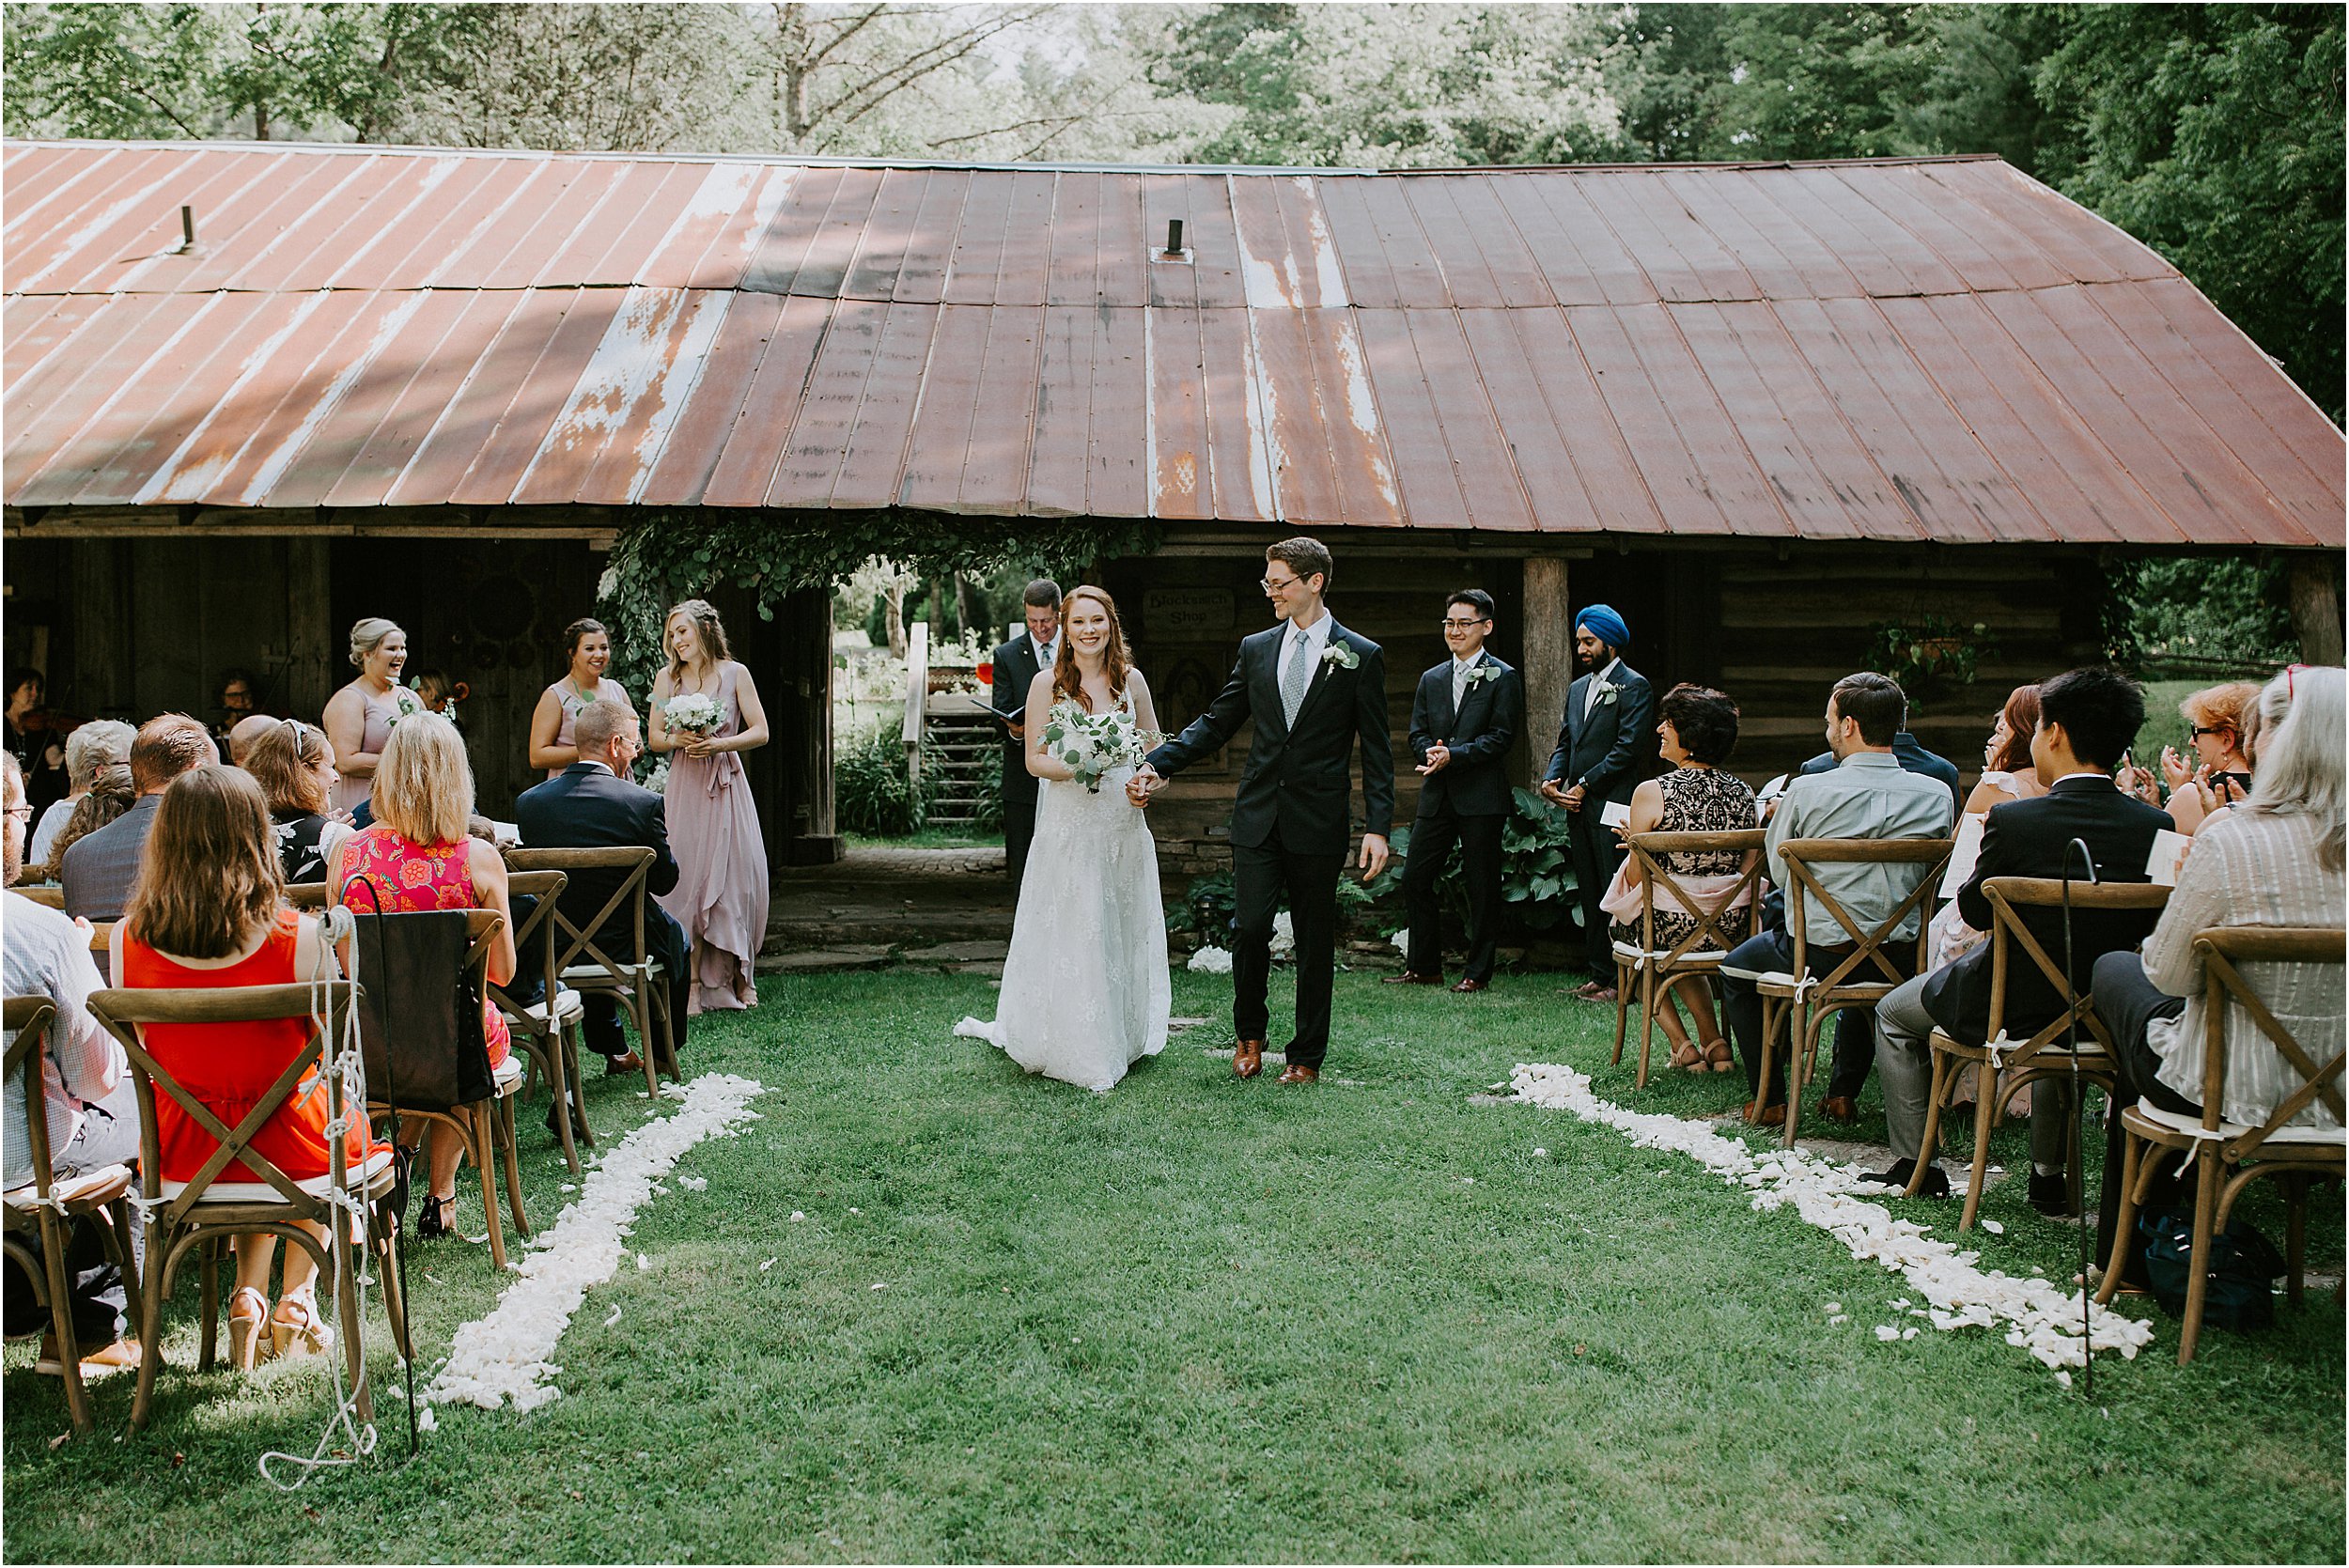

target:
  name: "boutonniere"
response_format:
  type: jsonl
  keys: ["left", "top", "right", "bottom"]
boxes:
{"left": 1463, "top": 664, "right": 1503, "bottom": 688}
{"left": 1319, "top": 642, "right": 1360, "bottom": 671}
{"left": 1593, "top": 680, "right": 1621, "bottom": 706}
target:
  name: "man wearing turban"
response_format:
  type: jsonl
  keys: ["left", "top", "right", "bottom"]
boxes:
{"left": 1539, "top": 604, "right": 1655, "bottom": 998}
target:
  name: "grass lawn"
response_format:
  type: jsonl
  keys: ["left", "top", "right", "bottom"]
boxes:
{"left": 6, "top": 969, "right": 2341, "bottom": 1562}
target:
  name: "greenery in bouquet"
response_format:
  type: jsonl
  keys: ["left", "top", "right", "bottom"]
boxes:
{"left": 1040, "top": 700, "right": 1154, "bottom": 794}
{"left": 662, "top": 691, "right": 723, "bottom": 736}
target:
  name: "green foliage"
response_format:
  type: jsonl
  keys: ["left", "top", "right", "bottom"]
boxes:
{"left": 2107, "top": 555, "right": 2299, "bottom": 671}
{"left": 1178, "top": 869, "right": 1238, "bottom": 941}
{"left": 1867, "top": 613, "right": 1993, "bottom": 701}
{"left": 1499, "top": 786, "right": 1582, "bottom": 934}
{"left": 832, "top": 722, "right": 930, "bottom": 837}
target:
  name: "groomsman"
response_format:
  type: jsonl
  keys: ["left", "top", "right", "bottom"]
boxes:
{"left": 1391, "top": 590, "right": 1522, "bottom": 993}
{"left": 1538, "top": 604, "right": 1655, "bottom": 1000}
{"left": 990, "top": 579, "right": 1061, "bottom": 894}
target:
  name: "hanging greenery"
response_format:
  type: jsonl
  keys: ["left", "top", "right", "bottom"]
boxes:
{"left": 595, "top": 508, "right": 1162, "bottom": 692}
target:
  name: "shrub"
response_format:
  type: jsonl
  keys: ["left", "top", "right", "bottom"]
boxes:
{"left": 835, "top": 723, "right": 929, "bottom": 837}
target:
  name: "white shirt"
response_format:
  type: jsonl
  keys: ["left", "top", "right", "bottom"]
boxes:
{"left": 578, "top": 759, "right": 613, "bottom": 775}
{"left": 1282, "top": 609, "right": 1333, "bottom": 673}
{"left": 1584, "top": 656, "right": 1623, "bottom": 718}
{"left": 27, "top": 796, "right": 74, "bottom": 866}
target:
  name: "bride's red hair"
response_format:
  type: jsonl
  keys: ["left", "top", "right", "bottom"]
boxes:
{"left": 1050, "top": 586, "right": 1131, "bottom": 712}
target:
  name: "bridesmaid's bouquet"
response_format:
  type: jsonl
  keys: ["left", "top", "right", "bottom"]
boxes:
{"left": 1042, "top": 699, "right": 1153, "bottom": 794}
{"left": 663, "top": 692, "right": 722, "bottom": 737}
{"left": 384, "top": 682, "right": 428, "bottom": 726}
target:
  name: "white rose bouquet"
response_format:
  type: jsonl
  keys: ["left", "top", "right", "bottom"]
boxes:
{"left": 1041, "top": 699, "right": 1154, "bottom": 794}
{"left": 662, "top": 692, "right": 723, "bottom": 737}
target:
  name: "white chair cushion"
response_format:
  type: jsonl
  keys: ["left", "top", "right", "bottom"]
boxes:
{"left": 494, "top": 1052, "right": 526, "bottom": 1094}
{"left": 162, "top": 1146, "right": 397, "bottom": 1203}
{"left": 5, "top": 1163, "right": 133, "bottom": 1210}
{"left": 514, "top": 987, "right": 584, "bottom": 1026}
{"left": 1613, "top": 940, "right": 1733, "bottom": 964}
{"left": 2130, "top": 1099, "right": 2346, "bottom": 1148}
{"left": 1722, "top": 968, "right": 1797, "bottom": 989}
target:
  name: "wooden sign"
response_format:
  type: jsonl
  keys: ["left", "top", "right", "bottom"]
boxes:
{"left": 1142, "top": 588, "right": 1235, "bottom": 637}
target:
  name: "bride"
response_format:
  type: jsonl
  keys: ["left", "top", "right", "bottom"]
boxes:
{"left": 956, "top": 585, "right": 1171, "bottom": 1092}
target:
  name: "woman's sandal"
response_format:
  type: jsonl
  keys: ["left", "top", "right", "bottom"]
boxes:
{"left": 415, "top": 1191, "right": 459, "bottom": 1241}
{"left": 1701, "top": 1040, "right": 1735, "bottom": 1074}
{"left": 228, "top": 1284, "right": 272, "bottom": 1372}
{"left": 1665, "top": 1042, "right": 1707, "bottom": 1073}
{"left": 270, "top": 1286, "right": 333, "bottom": 1358}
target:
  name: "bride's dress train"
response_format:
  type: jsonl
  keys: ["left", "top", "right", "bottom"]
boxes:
{"left": 955, "top": 760, "right": 1170, "bottom": 1092}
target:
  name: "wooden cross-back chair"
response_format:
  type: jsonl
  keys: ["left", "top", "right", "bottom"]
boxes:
{"left": 1913, "top": 877, "right": 2172, "bottom": 1228}
{"left": 490, "top": 867, "right": 593, "bottom": 1173}
{"left": 353, "top": 908, "right": 530, "bottom": 1270}
{"left": 15, "top": 884, "right": 65, "bottom": 909}
{"left": 503, "top": 847, "right": 672, "bottom": 1093}
{"left": 2097, "top": 926, "right": 2345, "bottom": 1364}
{"left": 4, "top": 996, "right": 144, "bottom": 1436}
{"left": 1745, "top": 836, "right": 1952, "bottom": 1148}
{"left": 83, "top": 980, "right": 407, "bottom": 1433}
{"left": 1609, "top": 830, "right": 1766, "bottom": 1088}
{"left": 283, "top": 881, "right": 329, "bottom": 911}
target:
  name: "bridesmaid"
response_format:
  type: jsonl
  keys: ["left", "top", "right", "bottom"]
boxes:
{"left": 646, "top": 599, "right": 770, "bottom": 1013}
{"left": 321, "top": 617, "right": 406, "bottom": 817}
{"left": 528, "top": 617, "right": 631, "bottom": 778}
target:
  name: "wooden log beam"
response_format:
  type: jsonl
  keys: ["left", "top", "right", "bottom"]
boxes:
{"left": 2289, "top": 555, "right": 2344, "bottom": 665}
{"left": 1522, "top": 557, "right": 1572, "bottom": 786}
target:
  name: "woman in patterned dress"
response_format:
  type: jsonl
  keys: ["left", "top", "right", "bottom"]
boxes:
{"left": 529, "top": 617, "right": 632, "bottom": 779}
{"left": 1609, "top": 684, "right": 1758, "bottom": 1074}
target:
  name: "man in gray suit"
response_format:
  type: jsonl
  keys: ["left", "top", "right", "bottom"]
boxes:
{"left": 1537, "top": 605, "right": 1655, "bottom": 998}
{"left": 61, "top": 714, "right": 216, "bottom": 921}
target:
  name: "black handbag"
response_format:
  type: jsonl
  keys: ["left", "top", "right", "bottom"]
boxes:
{"left": 352, "top": 910, "right": 497, "bottom": 1113}
{"left": 2138, "top": 1210, "right": 2286, "bottom": 1332}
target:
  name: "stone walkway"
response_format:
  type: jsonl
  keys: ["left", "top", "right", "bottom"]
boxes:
{"left": 760, "top": 845, "right": 1015, "bottom": 975}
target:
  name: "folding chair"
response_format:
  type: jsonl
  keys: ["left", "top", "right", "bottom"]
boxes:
{"left": 1915, "top": 877, "right": 2171, "bottom": 1228}
{"left": 504, "top": 847, "right": 672, "bottom": 1094}
{"left": 1610, "top": 830, "right": 1766, "bottom": 1087}
{"left": 4, "top": 996, "right": 144, "bottom": 1436}
{"left": 1746, "top": 836, "right": 1952, "bottom": 1148}
{"left": 2096, "top": 926, "right": 2345, "bottom": 1364}
{"left": 490, "top": 868, "right": 593, "bottom": 1173}
{"left": 83, "top": 981, "right": 407, "bottom": 1432}
{"left": 354, "top": 909, "right": 529, "bottom": 1270}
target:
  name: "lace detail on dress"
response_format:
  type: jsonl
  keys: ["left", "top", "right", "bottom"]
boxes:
{"left": 1609, "top": 767, "right": 1759, "bottom": 951}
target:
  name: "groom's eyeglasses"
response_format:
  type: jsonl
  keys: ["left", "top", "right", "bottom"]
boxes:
{"left": 1261, "top": 575, "right": 1300, "bottom": 593}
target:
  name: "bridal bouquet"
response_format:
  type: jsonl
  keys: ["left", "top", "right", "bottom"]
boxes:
{"left": 1041, "top": 699, "right": 1153, "bottom": 794}
{"left": 663, "top": 692, "right": 723, "bottom": 737}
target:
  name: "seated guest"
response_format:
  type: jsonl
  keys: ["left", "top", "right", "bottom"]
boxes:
{"left": 29, "top": 719, "right": 133, "bottom": 868}
{"left": 1721, "top": 674, "right": 1955, "bottom": 1126}
{"left": 515, "top": 698, "right": 691, "bottom": 1079}
{"left": 1926, "top": 685, "right": 2048, "bottom": 973}
{"left": 62, "top": 714, "right": 215, "bottom": 921}
{"left": 243, "top": 720, "right": 351, "bottom": 885}
{"left": 36, "top": 766, "right": 134, "bottom": 885}
{"left": 109, "top": 766, "right": 381, "bottom": 1368}
{"left": 1, "top": 752, "right": 142, "bottom": 1377}
{"left": 530, "top": 617, "right": 631, "bottom": 779}
{"left": 226, "top": 712, "right": 280, "bottom": 768}
{"left": 1602, "top": 684, "right": 1757, "bottom": 1073}
{"left": 1870, "top": 667, "right": 2170, "bottom": 1207}
{"left": 2092, "top": 666, "right": 2344, "bottom": 1281}
{"left": 2138, "top": 681, "right": 2260, "bottom": 835}
{"left": 334, "top": 712, "right": 519, "bottom": 1243}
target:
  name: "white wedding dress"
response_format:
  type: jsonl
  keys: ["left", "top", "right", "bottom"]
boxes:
{"left": 956, "top": 695, "right": 1171, "bottom": 1093}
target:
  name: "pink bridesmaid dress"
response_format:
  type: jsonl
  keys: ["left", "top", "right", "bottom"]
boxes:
{"left": 329, "top": 686, "right": 398, "bottom": 816}
{"left": 658, "top": 661, "right": 768, "bottom": 1012}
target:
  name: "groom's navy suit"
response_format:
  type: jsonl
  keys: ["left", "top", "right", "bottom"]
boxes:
{"left": 1148, "top": 616, "right": 1394, "bottom": 1069}
{"left": 1404, "top": 651, "right": 1522, "bottom": 984}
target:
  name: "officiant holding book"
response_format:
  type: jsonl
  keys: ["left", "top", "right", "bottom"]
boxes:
{"left": 991, "top": 579, "right": 1062, "bottom": 893}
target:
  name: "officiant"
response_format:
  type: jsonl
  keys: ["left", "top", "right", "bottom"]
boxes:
{"left": 1392, "top": 589, "right": 1523, "bottom": 993}
{"left": 991, "top": 579, "right": 1062, "bottom": 893}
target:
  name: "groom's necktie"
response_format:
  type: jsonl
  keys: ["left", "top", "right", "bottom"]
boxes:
{"left": 1281, "top": 629, "right": 1313, "bottom": 727}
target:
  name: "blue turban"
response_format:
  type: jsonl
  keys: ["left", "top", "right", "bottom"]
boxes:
{"left": 1576, "top": 603, "right": 1629, "bottom": 652}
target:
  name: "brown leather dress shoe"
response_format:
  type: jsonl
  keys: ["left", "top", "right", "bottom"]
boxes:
{"left": 1233, "top": 1039, "right": 1265, "bottom": 1079}
{"left": 1819, "top": 1095, "right": 1859, "bottom": 1125}
{"left": 1278, "top": 1064, "right": 1319, "bottom": 1085}
{"left": 1450, "top": 977, "right": 1489, "bottom": 994}
{"left": 1382, "top": 971, "right": 1443, "bottom": 986}
{"left": 603, "top": 1050, "right": 645, "bottom": 1078}
{"left": 1743, "top": 1098, "right": 1787, "bottom": 1127}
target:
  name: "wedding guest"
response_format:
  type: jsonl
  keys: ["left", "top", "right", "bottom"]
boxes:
{"left": 29, "top": 718, "right": 132, "bottom": 868}
{"left": 515, "top": 698, "right": 690, "bottom": 1079}
{"left": 646, "top": 599, "right": 770, "bottom": 1014}
{"left": 226, "top": 713, "right": 281, "bottom": 767}
{"left": 2091, "top": 666, "right": 2344, "bottom": 1281}
{"left": 322, "top": 617, "right": 408, "bottom": 817}
{"left": 62, "top": 714, "right": 216, "bottom": 921}
{"left": 243, "top": 719, "right": 350, "bottom": 885}
{"left": 1392, "top": 589, "right": 1521, "bottom": 993}
{"left": 989, "top": 582, "right": 1062, "bottom": 895}
{"left": 1789, "top": 708, "right": 1963, "bottom": 813}
{"left": 1719, "top": 674, "right": 1954, "bottom": 1126}
{"left": 529, "top": 617, "right": 632, "bottom": 779}
{"left": 6, "top": 669, "right": 70, "bottom": 814}
{"left": 211, "top": 668, "right": 259, "bottom": 751}
{"left": 2146, "top": 681, "right": 2259, "bottom": 835}
{"left": 1602, "top": 685, "right": 1758, "bottom": 1072}
{"left": 334, "top": 713, "right": 518, "bottom": 1242}
{"left": 111, "top": 765, "right": 382, "bottom": 1368}
{"left": 1869, "top": 667, "right": 2169, "bottom": 1208}
{"left": 1538, "top": 605, "right": 1656, "bottom": 1000}
{"left": 37, "top": 765, "right": 133, "bottom": 885}
{"left": 1924, "top": 685, "right": 2048, "bottom": 974}
{"left": 1, "top": 752, "right": 142, "bottom": 1378}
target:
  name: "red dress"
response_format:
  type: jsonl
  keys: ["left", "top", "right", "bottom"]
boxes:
{"left": 335, "top": 827, "right": 511, "bottom": 1066}
{"left": 123, "top": 909, "right": 384, "bottom": 1185}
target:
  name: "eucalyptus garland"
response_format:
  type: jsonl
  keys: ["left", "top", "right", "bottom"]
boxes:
{"left": 595, "top": 508, "right": 1162, "bottom": 693}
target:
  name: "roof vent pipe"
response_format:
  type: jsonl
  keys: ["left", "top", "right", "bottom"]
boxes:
{"left": 179, "top": 205, "right": 195, "bottom": 254}
{"left": 1163, "top": 219, "right": 1184, "bottom": 256}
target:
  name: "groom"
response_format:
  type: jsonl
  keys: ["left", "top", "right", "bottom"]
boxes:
{"left": 1131, "top": 537, "right": 1393, "bottom": 1084}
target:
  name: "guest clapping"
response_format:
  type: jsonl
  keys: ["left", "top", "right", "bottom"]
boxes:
{"left": 322, "top": 618, "right": 407, "bottom": 818}
{"left": 29, "top": 718, "right": 132, "bottom": 869}
{"left": 243, "top": 720, "right": 350, "bottom": 885}
{"left": 529, "top": 617, "right": 631, "bottom": 778}
{"left": 2128, "top": 682, "right": 2259, "bottom": 834}
{"left": 646, "top": 600, "right": 769, "bottom": 1015}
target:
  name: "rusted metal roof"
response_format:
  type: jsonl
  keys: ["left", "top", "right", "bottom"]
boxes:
{"left": 4, "top": 140, "right": 2340, "bottom": 547}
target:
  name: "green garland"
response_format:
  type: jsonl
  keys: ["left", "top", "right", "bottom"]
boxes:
{"left": 595, "top": 508, "right": 1163, "bottom": 693}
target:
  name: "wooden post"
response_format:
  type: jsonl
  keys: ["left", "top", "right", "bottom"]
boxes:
{"left": 285, "top": 538, "right": 333, "bottom": 722}
{"left": 1521, "top": 555, "right": 1572, "bottom": 786}
{"left": 70, "top": 540, "right": 130, "bottom": 718}
{"left": 2288, "top": 554, "right": 2344, "bottom": 665}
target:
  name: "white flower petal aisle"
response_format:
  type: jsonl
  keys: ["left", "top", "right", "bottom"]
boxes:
{"left": 423, "top": 1073, "right": 767, "bottom": 1413}
{"left": 1503, "top": 1063, "right": 2156, "bottom": 1376}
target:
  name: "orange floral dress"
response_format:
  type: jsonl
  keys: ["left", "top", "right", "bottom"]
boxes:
{"left": 336, "top": 827, "right": 511, "bottom": 1066}
{"left": 123, "top": 909, "right": 385, "bottom": 1185}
